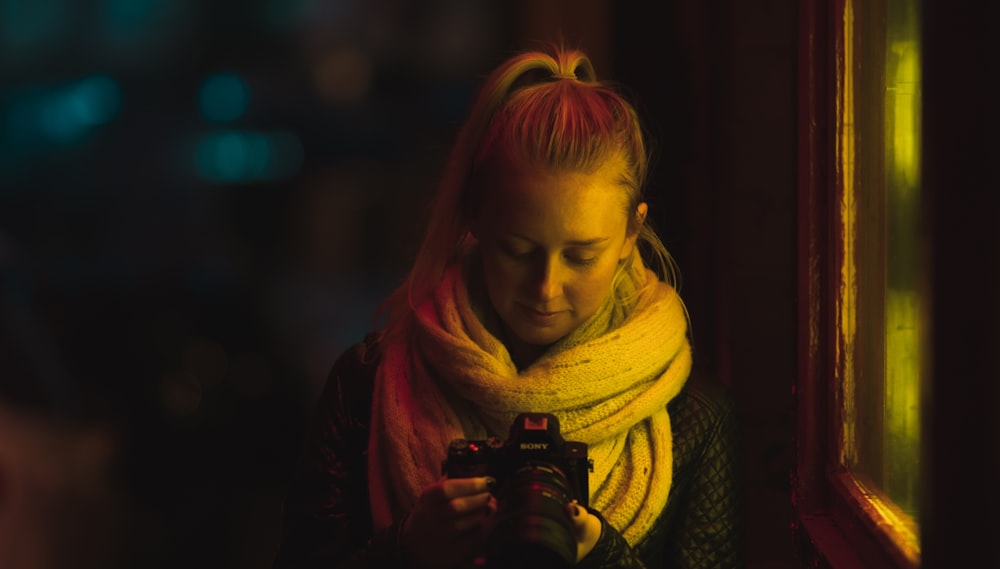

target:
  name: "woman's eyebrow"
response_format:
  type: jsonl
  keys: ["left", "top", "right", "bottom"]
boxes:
{"left": 503, "top": 234, "right": 609, "bottom": 247}
{"left": 566, "top": 237, "right": 610, "bottom": 247}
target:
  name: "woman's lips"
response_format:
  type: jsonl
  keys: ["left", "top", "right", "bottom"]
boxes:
{"left": 521, "top": 305, "right": 563, "bottom": 324}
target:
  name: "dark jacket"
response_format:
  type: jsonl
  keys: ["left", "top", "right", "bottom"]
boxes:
{"left": 273, "top": 333, "right": 745, "bottom": 569}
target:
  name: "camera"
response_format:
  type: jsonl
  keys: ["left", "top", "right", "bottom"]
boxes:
{"left": 442, "top": 412, "right": 593, "bottom": 569}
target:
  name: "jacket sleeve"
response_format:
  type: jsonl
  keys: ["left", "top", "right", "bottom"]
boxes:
{"left": 272, "top": 338, "right": 406, "bottom": 569}
{"left": 577, "top": 377, "right": 746, "bottom": 569}
{"left": 577, "top": 509, "right": 649, "bottom": 569}
{"left": 662, "top": 377, "right": 746, "bottom": 569}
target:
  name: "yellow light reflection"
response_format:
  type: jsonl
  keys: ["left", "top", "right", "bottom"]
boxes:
{"left": 884, "top": 18, "right": 922, "bottom": 528}
{"left": 890, "top": 40, "right": 921, "bottom": 191}
{"left": 838, "top": 0, "right": 859, "bottom": 468}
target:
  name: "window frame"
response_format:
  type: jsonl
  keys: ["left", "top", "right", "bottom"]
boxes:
{"left": 794, "top": 0, "right": 920, "bottom": 567}
{"left": 798, "top": 1, "right": 1000, "bottom": 567}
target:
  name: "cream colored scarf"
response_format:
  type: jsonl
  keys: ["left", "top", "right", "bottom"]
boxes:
{"left": 367, "top": 262, "right": 691, "bottom": 545}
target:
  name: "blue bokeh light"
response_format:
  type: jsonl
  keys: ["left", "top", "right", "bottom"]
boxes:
{"left": 103, "top": 0, "right": 159, "bottom": 31}
{"left": 0, "top": 0, "right": 71, "bottom": 61}
{"left": 194, "top": 129, "right": 303, "bottom": 183}
{"left": 6, "top": 75, "right": 122, "bottom": 146}
{"left": 198, "top": 73, "right": 250, "bottom": 123}
{"left": 42, "top": 75, "right": 121, "bottom": 143}
{"left": 98, "top": 0, "right": 181, "bottom": 60}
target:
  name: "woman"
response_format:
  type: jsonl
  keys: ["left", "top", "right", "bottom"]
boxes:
{"left": 273, "top": 45, "right": 744, "bottom": 569}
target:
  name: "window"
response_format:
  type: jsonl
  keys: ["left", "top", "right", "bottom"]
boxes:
{"left": 796, "top": 0, "right": 922, "bottom": 567}
{"left": 839, "top": 0, "right": 922, "bottom": 561}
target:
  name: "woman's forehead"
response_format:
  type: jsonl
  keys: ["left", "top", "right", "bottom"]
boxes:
{"left": 479, "top": 164, "right": 630, "bottom": 238}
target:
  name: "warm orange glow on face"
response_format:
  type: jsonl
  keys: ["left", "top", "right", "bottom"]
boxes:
{"left": 475, "top": 157, "right": 637, "bottom": 360}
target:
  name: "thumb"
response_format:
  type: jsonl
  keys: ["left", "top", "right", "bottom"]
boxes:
{"left": 567, "top": 500, "right": 602, "bottom": 562}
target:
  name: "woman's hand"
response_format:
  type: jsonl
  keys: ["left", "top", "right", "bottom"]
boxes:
{"left": 400, "top": 476, "right": 496, "bottom": 569}
{"left": 567, "top": 499, "right": 603, "bottom": 563}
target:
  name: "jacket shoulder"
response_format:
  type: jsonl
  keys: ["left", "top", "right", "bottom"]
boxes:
{"left": 644, "top": 368, "right": 744, "bottom": 568}
{"left": 669, "top": 368, "right": 738, "bottom": 455}
{"left": 319, "top": 332, "right": 383, "bottom": 434}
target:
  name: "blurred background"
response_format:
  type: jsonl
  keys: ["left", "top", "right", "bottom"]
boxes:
{"left": 0, "top": 1, "right": 800, "bottom": 567}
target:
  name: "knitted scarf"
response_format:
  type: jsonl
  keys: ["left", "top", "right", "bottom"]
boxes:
{"left": 367, "top": 261, "right": 691, "bottom": 545}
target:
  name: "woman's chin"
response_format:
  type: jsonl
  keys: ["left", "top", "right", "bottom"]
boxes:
{"left": 507, "top": 324, "right": 568, "bottom": 350}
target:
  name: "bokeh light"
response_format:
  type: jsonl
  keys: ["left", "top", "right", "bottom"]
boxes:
{"left": 198, "top": 72, "right": 251, "bottom": 122}
{"left": 6, "top": 74, "right": 121, "bottom": 147}
{"left": 0, "top": 0, "right": 71, "bottom": 66}
{"left": 98, "top": 0, "right": 187, "bottom": 63}
{"left": 193, "top": 129, "right": 303, "bottom": 183}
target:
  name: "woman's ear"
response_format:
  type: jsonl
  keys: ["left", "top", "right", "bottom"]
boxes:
{"left": 633, "top": 202, "right": 648, "bottom": 234}
{"left": 620, "top": 202, "right": 648, "bottom": 260}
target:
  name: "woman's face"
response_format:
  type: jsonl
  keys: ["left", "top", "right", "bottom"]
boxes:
{"left": 474, "top": 157, "right": 643, "bottom": 351}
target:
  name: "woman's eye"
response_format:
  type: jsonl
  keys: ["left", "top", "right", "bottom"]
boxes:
{"left": 500, "top": 243, "right": 532, "bottom": 258}
{"left": 566, "top": 254, "right": 598, "bottom": 267}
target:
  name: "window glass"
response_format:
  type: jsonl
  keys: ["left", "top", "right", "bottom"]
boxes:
{"left": 881, "top": 0, "right": 921, "bottom": 519}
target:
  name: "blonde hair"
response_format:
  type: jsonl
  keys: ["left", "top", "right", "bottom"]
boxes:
{"left": 376, "top": 44, "right": 679, "bottom": 339}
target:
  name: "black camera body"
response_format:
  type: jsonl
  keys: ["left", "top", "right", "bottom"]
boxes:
{"left": 443, "top": 412, "right": 593, "bottom": 568}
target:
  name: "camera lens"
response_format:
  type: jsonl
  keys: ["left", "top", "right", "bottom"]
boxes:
{"left": 485, "top": 462, "right": 577, "bottom": 569}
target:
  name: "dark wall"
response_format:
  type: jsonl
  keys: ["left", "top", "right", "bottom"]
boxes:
{"left": 922, "top": 1, "right": 1000, "bottom": 566}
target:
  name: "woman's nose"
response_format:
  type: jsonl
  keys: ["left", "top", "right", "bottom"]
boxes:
{"left": 533, "top": 257, "right": 563, "bottom": 301}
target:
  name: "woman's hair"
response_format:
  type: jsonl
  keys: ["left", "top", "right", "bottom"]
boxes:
{"left": 376, "top": 43, "right": 678, "bottom": 339}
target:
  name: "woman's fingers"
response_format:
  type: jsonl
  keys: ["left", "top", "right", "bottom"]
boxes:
{"left": 567, "top": 499, "right": 603, "bottom": 562}
{"left": 400, "top": 477, "right": 497, "bottom": 568}
{"left": 441, "top": 476, "right": 494, "bottom": 498}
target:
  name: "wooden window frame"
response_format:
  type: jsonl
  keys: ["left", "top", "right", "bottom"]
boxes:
{"left": 794, "top": 1, "right": 918, "bottom": 567}
{"left": 797, "top": 1, "right": 1000, "bottom": 567}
